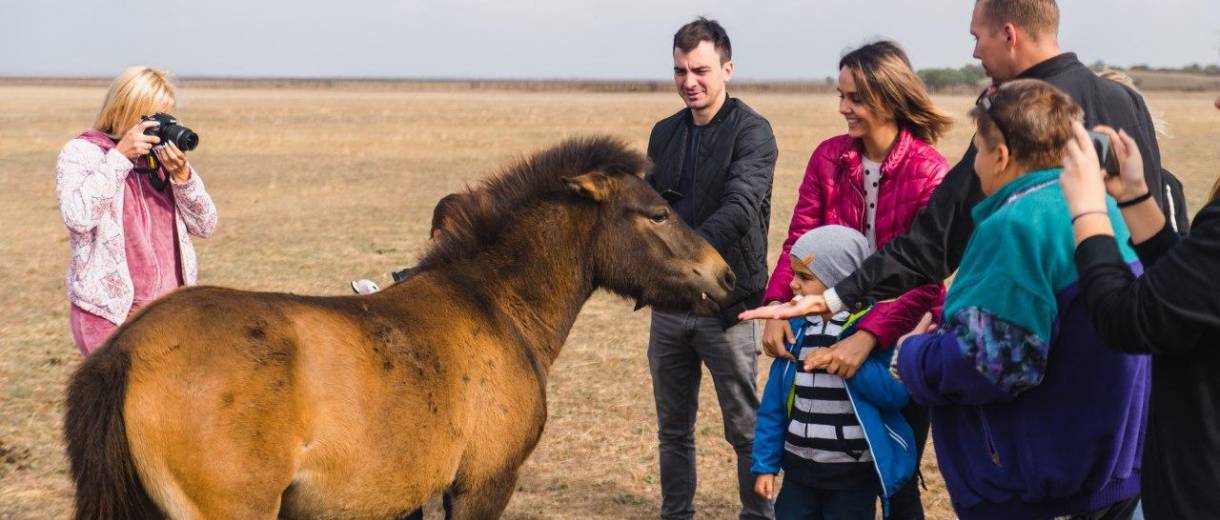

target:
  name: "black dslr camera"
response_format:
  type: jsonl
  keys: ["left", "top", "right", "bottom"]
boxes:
{"left": 141, "top": 112, "right": 199, "bottom": 151}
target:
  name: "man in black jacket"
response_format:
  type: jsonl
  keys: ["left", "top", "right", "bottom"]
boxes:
{"left": 748, "top": 0, "right": 1189, "bottom": 358}
{"left": 644, "top": 17, "right": 777, "bottom": 520}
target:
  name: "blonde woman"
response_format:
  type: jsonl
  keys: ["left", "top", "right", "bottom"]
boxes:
{"left": 56, "top": 66, "right": 217, "bottom": 355}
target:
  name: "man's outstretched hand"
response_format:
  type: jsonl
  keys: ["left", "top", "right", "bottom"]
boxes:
{"left": 739, "top": 294, "right": 829, "bottom": 321}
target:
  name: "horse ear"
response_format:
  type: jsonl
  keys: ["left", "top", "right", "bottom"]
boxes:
{"left": 563, "top": 172, "right": 612, "bottom": 202}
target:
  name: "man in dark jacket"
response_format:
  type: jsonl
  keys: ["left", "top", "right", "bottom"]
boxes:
{"left": 644, "top": 17, "right": 777, "bottom": 520}
{"left": 747, "top": 0, "right": 1189, "bottom": 360}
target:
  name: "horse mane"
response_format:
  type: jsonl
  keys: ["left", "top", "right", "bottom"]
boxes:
{"left": 417, "top": 136, "right": 649, "bottom": 269}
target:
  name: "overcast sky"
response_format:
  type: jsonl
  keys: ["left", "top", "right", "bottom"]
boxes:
{"left": 3, "top": 0, "right": 1218, "bottom": 80}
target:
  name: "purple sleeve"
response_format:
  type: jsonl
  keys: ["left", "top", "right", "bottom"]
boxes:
{"left": 897, "top": 307, "right": 1049, "bottom": 406}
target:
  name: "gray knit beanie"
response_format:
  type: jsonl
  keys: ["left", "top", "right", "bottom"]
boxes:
{"left": 788, "top": 225, "right": 872, "bottom": 289}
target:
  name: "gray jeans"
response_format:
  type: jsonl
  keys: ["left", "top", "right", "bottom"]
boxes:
{"left": 648, "top": 311, "right": 774, "bottom": 520}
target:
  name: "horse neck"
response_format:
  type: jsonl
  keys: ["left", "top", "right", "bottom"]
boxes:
{"left": 466, "top": 201, "right": 598, "bottom": 369}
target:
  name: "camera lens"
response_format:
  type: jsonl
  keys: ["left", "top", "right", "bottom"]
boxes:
{"left": 166, "top": 125, "right": 199, "bottom": 151}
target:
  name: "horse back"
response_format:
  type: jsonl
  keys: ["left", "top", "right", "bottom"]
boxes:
{"left": 114, "top": 280, "right": 549, "bottom": 517}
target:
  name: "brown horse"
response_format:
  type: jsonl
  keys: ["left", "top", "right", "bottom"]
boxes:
{"left": 64, "top": 136, "right": 734, "bottom": 520}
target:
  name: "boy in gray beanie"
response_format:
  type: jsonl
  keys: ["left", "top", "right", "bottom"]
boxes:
{"left": 752, "top": 225, "right": 916, "bottom": 519}
{"left": 788, "top": 224, "right": 874, "bottom": 296}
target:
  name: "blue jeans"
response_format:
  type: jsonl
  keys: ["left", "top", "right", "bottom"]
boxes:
{"left": 774, "top": 480, "right": 875, "bottom": 520}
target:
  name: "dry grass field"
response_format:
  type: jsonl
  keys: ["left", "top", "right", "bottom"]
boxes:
{"left": 0, "top": 84, "right": 1216, "bottom": 520}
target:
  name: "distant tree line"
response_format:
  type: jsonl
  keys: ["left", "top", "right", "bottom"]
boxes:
{"left": 915, "top": 60, "right": 1219, "bottom": 92}
{"left": 1123, "top": 63, "right": 1220, "bottom": 75}
{"left": 916, "top": 64, "right": 987, "bottom": 91}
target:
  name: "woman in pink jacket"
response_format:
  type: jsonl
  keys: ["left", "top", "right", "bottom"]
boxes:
{"left": 760, "top": 41, "right": 950, "bottom": 519}
{"left": 56, "top": 66, "right": 217, "bottom": 355}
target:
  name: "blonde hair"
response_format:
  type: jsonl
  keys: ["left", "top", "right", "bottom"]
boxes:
{"left": 93, "top": 66, "right": 177, "bottom": 137}
{"left": 839, "top": 41, "right": 954, "bottom": 145}
{"left": 1097, "top": 68, "right": 1169, "bottom": 138}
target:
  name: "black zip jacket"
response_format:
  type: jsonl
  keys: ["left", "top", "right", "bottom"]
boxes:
{"left": 833, "top": 52, "right": 1189, "bottom": 309}
{"left": 647, "top": 97, "right": 778, "bottom": 327}
{"left": 1074, "top": 199, "right": 1220, "bottom": 519}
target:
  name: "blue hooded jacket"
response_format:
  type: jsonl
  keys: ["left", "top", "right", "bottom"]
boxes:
{"left": 752, "top": 314, "right": 917, "bottom": 517}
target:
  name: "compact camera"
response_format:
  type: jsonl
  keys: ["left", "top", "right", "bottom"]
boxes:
{"left": 1086, "top": 130, "right": 1120, "bottom": 177}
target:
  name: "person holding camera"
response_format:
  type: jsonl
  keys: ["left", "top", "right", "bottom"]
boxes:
{"left": 56, "top": 66, "right": 216, "bottom": 355}
{"left": 1060, "top": 107, "right": 1220, "bottom": 517}
{"left": 891, "top": 79, "right": 1146, "bottom": 520}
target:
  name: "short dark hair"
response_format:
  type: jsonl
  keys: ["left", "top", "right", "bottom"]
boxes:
{"left": 976, "top": 0, "right": 1060, "bottom": 39}
{"left": 673, "top": 17, "right": 731, "bottom": 64}
{"left": 971, "top": 79, "right": 1082, "bottom": 170}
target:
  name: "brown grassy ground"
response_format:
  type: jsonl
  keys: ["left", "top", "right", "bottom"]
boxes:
{"left": 0, "top": 85, "right": 1216, "bottom": 520}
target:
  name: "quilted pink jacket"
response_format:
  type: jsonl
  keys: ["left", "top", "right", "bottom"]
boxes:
{"left": 56, "top": 130, "right": 217, "bottom": 325}
{"left": 765, "top": 127, "right": 948, "bottom": 347}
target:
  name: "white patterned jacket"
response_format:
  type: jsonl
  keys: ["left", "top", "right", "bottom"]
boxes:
{"left": 56, "top": 133, "right": 217, "bottom": 325}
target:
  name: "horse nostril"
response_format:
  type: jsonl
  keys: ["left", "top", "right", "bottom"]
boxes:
{"left": 720, "top": 270, "right": 736, "bottom": 291}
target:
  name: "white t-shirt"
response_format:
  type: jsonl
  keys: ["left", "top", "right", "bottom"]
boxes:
{"left": 861, "top": 157, "right": 882, "bottom": 250}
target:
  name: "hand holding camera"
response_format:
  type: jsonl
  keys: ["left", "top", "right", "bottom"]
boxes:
{"left": 1089, "top": 125, "right": 1147, "bottom": 204}
{"left": 116, "top": 113, "right": 200, "bottom": 184}
{"left": 1063, "top": 122, "right": 1148, "bottom": 220}
{"left": 115, "top": 119, "right": 162, "bottom": 160}
{"left": 141, "top": 112, "right": 199, "bottom": 152}
{"left": 153, "top": 141, "right": 192, "bottom": 183}
{"left": 142, "top": 112, "right": 199, "bottom": 182}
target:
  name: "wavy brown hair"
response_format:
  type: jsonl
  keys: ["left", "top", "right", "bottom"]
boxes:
{"left": 1210, "top": 175, "right": 1220, "bottom": 203}
{"left": 839, "top": 41, "right": 954, "bottom": 145}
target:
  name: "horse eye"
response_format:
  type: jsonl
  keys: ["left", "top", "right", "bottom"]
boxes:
{"left": 649, "top": 211, "right": 670, "bottom": 224}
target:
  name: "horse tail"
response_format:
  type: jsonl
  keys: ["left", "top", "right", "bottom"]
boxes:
{"left": 64, "top": 342, "right": 164, "bottom": 519}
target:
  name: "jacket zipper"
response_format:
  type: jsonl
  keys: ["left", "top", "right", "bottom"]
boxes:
{"left": 689, "top": 130, "right": 698, "bottom": 214}
{"left": 844, "top": 164, "right": 868, "bottom": 232}
{"left": 133, "top": 169, "right": 165, "bottom": 296}
{"left": 844, "top": 383, "right": 889, "bottom": 500}
{"left": 1165, "top": 184, "right": 1178, "bottom": 233}
{"left": 977, "top": 408, "right": 1001, "bottom": 466}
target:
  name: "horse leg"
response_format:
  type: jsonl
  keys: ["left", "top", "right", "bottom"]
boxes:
{"left": 445, "top": 469, "right": 521, "bottom": 520}
{"left": 134, "top": 455, "right": 290, "bottom": 520}
{"left": 126, "top": 378, "right": 299, "bottom": 519}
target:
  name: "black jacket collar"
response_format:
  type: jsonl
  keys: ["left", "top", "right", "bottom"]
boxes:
{"left": 1016, "top": 52, "right": 1083, "bottom": 81}
{"left": 683, "top": 96, "right": 739, "bottom": 128}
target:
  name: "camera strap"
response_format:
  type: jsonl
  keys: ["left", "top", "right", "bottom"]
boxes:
{"left": 133, "top": 154, "right": 171, "bottom": 193}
